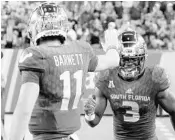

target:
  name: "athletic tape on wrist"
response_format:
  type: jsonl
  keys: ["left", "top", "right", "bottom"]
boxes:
{"left": 85, "top": 113, "right": 95, "bottom": 121}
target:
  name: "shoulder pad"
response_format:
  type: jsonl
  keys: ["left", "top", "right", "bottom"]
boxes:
{"left": 76, "top": 40, "right": 96, "bottom": 63}
{"left": 76, "top": 40, "right": 93, "bottom": 51}
{"left": 152, "top": 66, "right": 170, "bottom": 91}
{"left": 18, "top": 47, "right": 45, "bottom": 72}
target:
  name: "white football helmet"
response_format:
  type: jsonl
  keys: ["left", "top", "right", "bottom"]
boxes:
{"left": 28, "top": 2, "right": 69, "bottom": 45}
{"left": 118, "top": 29, "right": 147, "bottom": 80}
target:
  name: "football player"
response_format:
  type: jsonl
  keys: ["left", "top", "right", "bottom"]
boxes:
{"left": 9, "top": 2, "right": 120, "bottom": 140}
{"left": 84, "top": 30, "right": 175, "bottom": 140}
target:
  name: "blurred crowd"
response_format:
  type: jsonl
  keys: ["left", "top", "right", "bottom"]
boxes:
{"left": 1, "top": 1, "right": 175, "bottom": 50}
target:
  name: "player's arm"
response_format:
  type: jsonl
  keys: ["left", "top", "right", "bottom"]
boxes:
{"left": 96, "top": 47, "right": 120, "bottom": 71}
{"left": 88, "top": 46, "right": 120, "bottom": 72}
{"left": 9, "top": 48, "right": 44, "bottom": 140}
{"left": 157, "top": 89, "right": 175, "bottom": 130}
{"left": 153, "top": 66, "right": 175, "bottom": 130}
{"left": 9, "top": 71, "right": 40, "bottom": 140}
{"left": 84, "top": 87, "right": 107, "bottom": 127}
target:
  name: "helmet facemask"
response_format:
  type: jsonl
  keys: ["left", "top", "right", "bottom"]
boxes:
{"left": 119, "top": 55, "right": 145, "bottom": 80}
{"left": 118, "top": 31, "right": 147, "bottom": 81}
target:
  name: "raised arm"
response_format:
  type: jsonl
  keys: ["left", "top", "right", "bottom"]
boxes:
{"left": 95, "top": 47, "right": 120, "bottom": 71}
{"left": 84, "top": 87, "right": 107, "bottom": 127}
{"left": 157, "top": 89, "right": 175, "bottom": 130}
{"left": 88, "top": 47, "right": 120, "bottom": 72}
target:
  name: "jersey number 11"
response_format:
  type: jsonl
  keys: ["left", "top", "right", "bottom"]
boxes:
{"left": 60, "top": 70, "right": 83, "bottom": 110}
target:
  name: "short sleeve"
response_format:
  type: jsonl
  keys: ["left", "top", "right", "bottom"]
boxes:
{"left": 95, "top": 70, "right": 109, "bottom": 91}
{"left": 88, "top": 43, "right": 96, "bottom": 59}
{"left": 21, "top": 71, "right": 40, "bottom": 84}
{"left": 88, "top": 56, "right": 98, "bottom": 72}
{"left": 78, "top": 40, "right": 96, "bottom": 58}
{"left": 79, "top": 40, "right": 98, "bottom": 72}
{"left": 86, "top": 43, "right": 98, "bottom": 72}
{"left": 18, "top": 47, "right": 45, "bottom": 73}
{"left": 152, "top": 66, "right": 170, "bottom": 92}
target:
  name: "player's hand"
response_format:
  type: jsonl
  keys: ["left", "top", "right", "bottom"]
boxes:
{"left": 84, "top": 95, "right": 96, "bottom": 116}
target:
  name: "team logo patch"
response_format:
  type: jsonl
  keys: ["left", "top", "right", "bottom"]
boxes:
{"left": 125, "top": 88, "right": 133, "bottom": 94}
{"left": 108, "top": 80, "right": 115, "bottom": 88}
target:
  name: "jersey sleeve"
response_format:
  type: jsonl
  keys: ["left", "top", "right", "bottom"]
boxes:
{"left": 95, "top": 70, "right": 109, "bottom": 92}
{"left": 152, "top": 66, "right": 170, "bottom": 92}
{"left": 88, "top": 56, "right": 98, "bottom": 72}
{"left": 18, "top": 47, "right": 45, "bottom": 73}
{"left": 87, "top": 44, "right": 98, "bottom": 72}
{"left": 21, "top": 71, "right": 40, "bottom": 84}
{"left": 78, "top": 40, "right": 98, "bottom": 72}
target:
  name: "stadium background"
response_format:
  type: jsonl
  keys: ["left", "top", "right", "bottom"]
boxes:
{"left": 2, "top": 49, "right": 175, "bottom": 140}
{"left": 1, "top": 1, "right": 175, "bottom": 140}
{"left": 1, "top": 49, "right": 175, "bottom": 115}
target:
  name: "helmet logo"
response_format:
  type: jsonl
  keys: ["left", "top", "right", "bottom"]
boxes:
{"left": 108, "top": 81, "right": 115, "bottom": 88}
{"left": 125, "top": 88, "right": 133, "bottom": 94}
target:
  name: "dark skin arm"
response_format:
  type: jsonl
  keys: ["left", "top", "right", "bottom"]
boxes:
{"left": 157, "top": 89, "right": 175, "bottom": 130}
{"left": 86, "top": 87, "right": 108, "bottom": 127}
